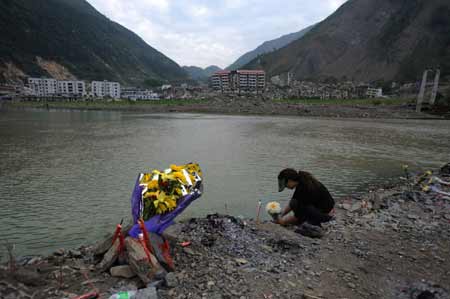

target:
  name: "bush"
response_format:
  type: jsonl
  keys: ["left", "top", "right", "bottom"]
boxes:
{"left": 372, "top": 99, "right": 382, "bottom": 106}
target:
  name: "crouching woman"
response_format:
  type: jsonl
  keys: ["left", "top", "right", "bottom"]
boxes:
{"left": 275, "top": 169, "right": 335, "bottom": 236}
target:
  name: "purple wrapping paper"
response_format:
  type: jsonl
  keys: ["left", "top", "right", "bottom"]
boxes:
{"left": 130, "top": 175, "right": 144, "bottom": 225}
{"left": 128, "top": 175, "right": 202, "bottom": 237}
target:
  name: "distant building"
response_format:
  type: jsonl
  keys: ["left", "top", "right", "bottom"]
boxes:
{"left": 211, "top": 71, "right": 231, "bottom": 92}
{"left": 121, "top": 87, "right": 159, "bottom": 100}
{"left": 28, "top": 78, "right": 58, "bottom": 96}
{"left": 211, "top": 70, "right": 265, "bottom": 93}
{"left": 236, "top": 70, "right": 266, "bottom": 92}
{"left": 270, "top": 71, "right": 293, "bottom": 87}
{"left": 57, "top": 80, "right": 86, "bottom": 96}
{"left": 366, "top": 88, "right": 383, "bottom": 98}
{"left": 91, "top": 81, "right": 121, "bottom": 98}
{"left": 28, "top": 78, "right": 86, "bottom": 97}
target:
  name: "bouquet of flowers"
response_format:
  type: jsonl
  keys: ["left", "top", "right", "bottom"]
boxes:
{"left": 129, "top": 163, "right": 203, "bottom": 236}
{"left": 138, "top": 163, "right": 203, "bottom": 220}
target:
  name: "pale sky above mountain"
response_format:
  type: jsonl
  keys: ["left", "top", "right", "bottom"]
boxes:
{"left": 86, "top": 0, "right": 347, "bottom": 68}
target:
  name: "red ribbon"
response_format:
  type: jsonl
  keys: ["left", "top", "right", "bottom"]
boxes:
{"left": 160, "top": 239, "right": 174, "bottom": 270}
{"left": 111, "top": 224, "right": 125, "bottom": 256}
{"left": 138, "top": 219, "right": 152, "bottom": 252}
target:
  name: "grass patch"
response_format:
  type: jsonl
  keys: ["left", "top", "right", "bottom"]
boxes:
{"left": 6, "top": 98, "right": 210, "bottom": 110}
{"left": 132, "top": 98, "right": 209, "bottom": 106}
{"left": 273, "top": 98, "right": 414, "bottom": 106}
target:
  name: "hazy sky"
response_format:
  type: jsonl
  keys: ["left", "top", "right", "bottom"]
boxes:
{"left": 86, "top": 0, "right": 347, "bottom": 68}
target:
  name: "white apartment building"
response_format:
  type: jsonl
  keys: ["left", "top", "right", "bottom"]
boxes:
{"left": 121, "top": 87, "right": 159, "bottom": 100}
{"left": 57, "top": 80, "right": 86, "bottom": 96}
{"left": 28, "top": 78, "right": 58, "bottom": 96}
{"left": 91, "top": 81, "right": 121, "bottom": 99}
{"left": 366, "top": 88, "right": 383, "bottom": 98}
{"left": 28, "top": 78, "right": 86, "bottom": 97}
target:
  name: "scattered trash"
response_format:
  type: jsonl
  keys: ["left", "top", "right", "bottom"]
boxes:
{"left": 432, "top": 176, "right": 450, "bottom": 186}
{"left": 108, "top": 290, "right": 136, "bottom": 299}
{"left": 429, "top": 185, "right": 450, "bottom": 197}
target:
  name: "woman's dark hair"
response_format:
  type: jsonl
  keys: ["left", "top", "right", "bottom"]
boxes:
{"left": 278, "top": 168, "right": 321, "bottom": 190}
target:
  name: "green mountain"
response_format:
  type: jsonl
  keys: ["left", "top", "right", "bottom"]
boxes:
{"left": 227, "top": 25, "right": 314, "bottom": 71}
{"left": 245, "top": 0, "right": 450, "bottom": 83}
{"left": 0, "top": 0, "right": 187, "bottom": 85}
{"left": 183, "top": 65, "right": 222, "bottom": 81}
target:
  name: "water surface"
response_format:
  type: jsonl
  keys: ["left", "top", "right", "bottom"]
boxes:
{"left": 1, "top": 109, "right": 449, "bottom": 256}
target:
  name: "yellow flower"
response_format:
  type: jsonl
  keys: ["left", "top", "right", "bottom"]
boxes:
{"left": 140, "top": 163, "right": 202, "bottom": 217}
{"left": 143, "top": 191, "right": 158, "bottom": 199}
{"left": 170, "top": 164, "right": 185, "bottom": 171}
{"left": 152, "top": 191, "right": 177, "bottom": 214}
{"left": 186, "top": 163, "right": 202, "bottom": 177}
{"left": 425, "top": 170, "right": 432, "bottom": 176}
{"left": 146, "top": 180, "right": 159, "bottom": 190}
{"left": 164, "top": 171, "right": 187, "bottom": 184}
{"left": 141, "top": 173, "right": 152, "bottom": 183}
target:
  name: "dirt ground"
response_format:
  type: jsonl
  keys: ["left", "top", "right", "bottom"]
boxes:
{"left": 5, "top": 97, "right": 448, "bottom": 119}
{"left": 1, "top": 168, "right": 449, "bottom": 299}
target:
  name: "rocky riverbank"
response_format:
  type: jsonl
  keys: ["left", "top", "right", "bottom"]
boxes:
{"left": 4, "top": 96, "right": 448, "bottom": 119}
{"left": 1, "top": 164, "right": 450, "bottom": 299}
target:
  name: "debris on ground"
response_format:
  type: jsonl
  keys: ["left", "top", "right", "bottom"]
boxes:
{"left": 1, "top": 165, "right": 449, "bottom": 298}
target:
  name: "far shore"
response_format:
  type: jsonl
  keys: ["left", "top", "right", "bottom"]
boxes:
{"left": 2, "top": 97, "right": 448, "bottom": 119}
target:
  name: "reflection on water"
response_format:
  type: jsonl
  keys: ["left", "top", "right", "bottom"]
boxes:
{"left": 1, "top": 109, "right": 449, "bottom": 256}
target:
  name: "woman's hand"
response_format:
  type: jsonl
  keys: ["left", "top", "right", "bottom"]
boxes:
{"left": 274, "top": 215, "right": 299, "bottom": 226}
{"left": 280, "top": 204, "right": 292, "bottom": 217}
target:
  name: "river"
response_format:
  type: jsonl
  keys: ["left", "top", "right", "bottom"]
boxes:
{"left": 0, "top": 109, "right": 449, "bottom": 257}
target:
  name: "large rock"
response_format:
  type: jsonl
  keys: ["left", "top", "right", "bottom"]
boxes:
{"left": 164, "top": 272, "right": 178, "bottom": 288}
{"left": 125, "top": 237, "right": 165, "bottom": 284}
{"left": 12, "top": 268, "right": 45, "bottom": 286}
{"left": 96, "top": 238, "right": 120, "bottom": 272}
{"left": 93, "top": 224, "right": 132, "bottom": 256}
{"left": 110, "top": 265, "right": 136, "bottom": 279}
{"left": 161, "top": 224, "right": 184, "bottom": 243}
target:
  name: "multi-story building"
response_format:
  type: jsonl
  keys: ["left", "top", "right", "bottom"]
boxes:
{"left": 91, "top": 81, "right": 121, "bottom": 99}
{"left": 211, "top": 71, "right": 231, "bottom": 92}
{"left": 57, "top": 80, "right": 86, "bottom": 96}
{"left": 28, "top": 78, "right": 58, "bottom": 96}
{"left": 236, "top": 70, "right": 265, "bottom": 92}
{"left": 28, "top": 78, "right": 87, "bottom": 97}
{"left": 121, "top": 87, "right": 159, "bottom": 100}
{"left": 211, "top": 70, "right": 265, "bottom": 93}
{"left": 366, "top": 87, "right": 383, "bottom": 98}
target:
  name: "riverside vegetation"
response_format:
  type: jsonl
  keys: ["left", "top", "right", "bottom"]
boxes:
{"left": 5, "top": 96, "right": 445, "bottom": 119}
